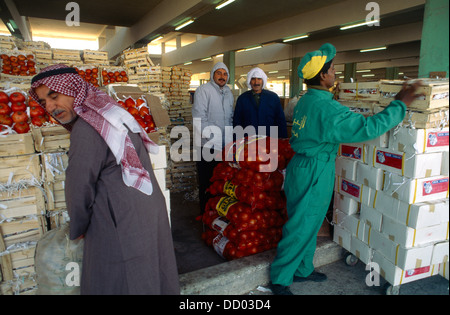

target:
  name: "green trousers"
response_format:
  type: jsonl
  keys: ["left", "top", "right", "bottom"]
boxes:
{"left": 270, "top": 153, "right": 335, "bottom": 286}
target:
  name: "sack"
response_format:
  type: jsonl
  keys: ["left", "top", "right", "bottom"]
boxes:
{"left": 34, "top": 224, "right": 84, "bottom": 295}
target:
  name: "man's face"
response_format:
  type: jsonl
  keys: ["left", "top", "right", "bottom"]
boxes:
{"left": 213, "top": 68, "right": 228, "bottom": 87}
{"left": 321, "top": 62, "right": 336, "bottom": 89}
{"left": 34, "top": 84, "right": 77, "bottom": 125}
{"left": 250, "top": 78, "right": 263, "bottom": 93}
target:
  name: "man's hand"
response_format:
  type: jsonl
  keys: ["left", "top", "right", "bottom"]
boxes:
{"left": 395, "top": 80, "right": 424, "bottom": 107}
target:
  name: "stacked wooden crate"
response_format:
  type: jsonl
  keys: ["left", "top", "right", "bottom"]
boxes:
{"left": 333, "top": 78, "right": 449, "bottom": 287}
{"left": 0, "top": 133, "right": 46, "bottom": 295}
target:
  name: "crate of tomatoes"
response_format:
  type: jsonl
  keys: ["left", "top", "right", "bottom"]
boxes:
{"left": 0, "top": 50, "right": 36, "bottom": 77}
{"left": 100, "top": 66, "right": 129, "bottom": 86}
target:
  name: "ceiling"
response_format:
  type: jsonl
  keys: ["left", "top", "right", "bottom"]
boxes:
{"left": 0, "top": 0, "right": 427, "bottom": 82}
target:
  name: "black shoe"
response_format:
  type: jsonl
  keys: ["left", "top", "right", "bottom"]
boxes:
{"left": 293, "top": 271, "right": 327, "bottom": 283}
{"left": 269, "top": 283, "right": 293, "bottom": 295}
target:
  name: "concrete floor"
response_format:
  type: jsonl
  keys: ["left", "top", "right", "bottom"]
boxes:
{"left": 170, "top": 191, "right": 449, "bottom": 296}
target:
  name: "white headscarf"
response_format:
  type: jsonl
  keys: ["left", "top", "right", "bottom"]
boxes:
{"left": 246, "top": 67, "right": 268, "bottom": 90}
{"left": 210, "top": 62, "right": 230, "bottom": 87}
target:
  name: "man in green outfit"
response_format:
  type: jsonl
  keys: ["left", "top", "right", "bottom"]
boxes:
{"left": 269, "top": 43, "right": 422, "bottom": 295}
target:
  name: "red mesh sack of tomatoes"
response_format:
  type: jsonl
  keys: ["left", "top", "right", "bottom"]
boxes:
{"left": 222, "top": 136, "right": 295, "bottom": 172}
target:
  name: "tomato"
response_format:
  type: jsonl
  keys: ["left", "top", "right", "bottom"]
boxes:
{"left": 0, "top": 91, "right": 9, "bottom": 103}
{"left": 124, "top": 98, "right": 135, "bottom": 108}
{"left": 0, "top": 114, "right": 13, "bottom": 126}
{"left": 11, "top": 111, "right": 28, "bottom": 123}
{"left": 117, "top": 100, "right": 126, "bottom": 108}
{"left": 139, "top": 106, "right": 149, "bottom": 116}
{"left": 127, "top": 107, "right": 139, "bottom": 116}
{"left": 31, "top": 116, "right": 47, "bottom": 127}
{"left": 13, "top": 121, "right": 30, "bottom": 134}
{"left": 30, "top": 105, "right": 46, "bottom": 118}
{"left": 11, "top": 102, "right": 27, "bottom": 112}
{"left": 0, "top": 103, "right": 11, "bottom": 115}
{"left": 9, "top": 92, "right": 26, "bottom": 103}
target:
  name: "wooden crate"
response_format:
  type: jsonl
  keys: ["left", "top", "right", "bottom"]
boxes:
{"left": 0, "top": 133, "right": 35, "bottom": 157}
{"left": 122, "top": 47, "right": 149, "bottom": 60}
{"left": 0, "top": 154, "right": 42, "bottom": 184}
{"left": 339, "top": 82, "right": 380, "bottom": 101}
{"left": 0, "top": 243, "right": 36, "bottom": 282}
{"left": 0, "top": 216, "right": 46, "bottom": 248}
{"left": 379, "top": 79, "right": 449, "bottom": 110}
{"left": 44, "top": 180, "right": 66, "bottom": 211}
{"left": 375, "top": 106, "right": 449, "bottom": 129}
{"left": 42, "top": 152, "right": 68, "bottom": 182}
{"left": 0, "top": 186, "right": 46, "bottom": 221}
{"left": 32, "top": 125, "right": 70, "bottom": 153}
{"left": 0, "top": 278, "right": 37, "bottom": 295}
{"left": 52, "top": 49, "right": 81, "bottom": 61}
{"left": 83, "top": 49, "right": 108, "bottom": 62}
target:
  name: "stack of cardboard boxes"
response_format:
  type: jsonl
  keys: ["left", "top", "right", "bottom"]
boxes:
{"left": 333, "top": 79, "right": 449, "bottom": 286}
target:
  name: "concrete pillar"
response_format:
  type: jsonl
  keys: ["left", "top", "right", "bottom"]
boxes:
{"left": 344, "top": 63, "right": 356, "bottom": 83}
{"left": 223, "top": 51, "right": 236, "bottom": 89}
{"left": 290, "top": 57, "right": 301, "bottom": 97}
{"left": 418, "top": 0, "right": 449, "bottom": 78}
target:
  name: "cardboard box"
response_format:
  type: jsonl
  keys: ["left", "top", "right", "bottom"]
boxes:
{"left": 335, "top": 176, "right": 375, "bottom": 206}
{"left": 360, "top": 203, "right": 382, "bottom": 231}
{"left": 373, "top": 250, "right": 437, "bottom": 286}
{"left": 356, "top": 163, "right": 385, "bottom": 190}
{"left": 389, "top": 126, "right": 449, "bottom": 154}
{"left": 368, "top": 229, "right": 434, "bottom": 270}
{"left": 383, "top": 173, "right": 449, "bottom": 204}
{"left": 149, "top": 145, "right": 167, "bottom": 170}
{"left": 381, "top": 216, "right": 448, "bottom": 248}
{"left": 107, "top": 85, "right": 171, "bottom": 144}
{"left": 373, "top": 190, "right": 449, "bottom": 229}
{"left": 153, "top": 168, "right": 166, "bottom": 191}
{"left": 333, "top": 192, "right": 360, "bottom": 215}
{"left": 335, "top": 156, "right": 358, "bottom": 181}
{"left": 333, "top": 224, "right": 352, "bottom": 252}
{"left": 350, "top": 236, "right": 373, "bottom": 265}
{"left": 431, "top": 241, "right": 449, "bottom": 265}
{"left": 363, "top": 132, "right": 389, "bottom": 148}
{"left": 338, "top": 143, "right": 368, "bottom": 164}
{"left": 442, "top": 151, "right": 449, "bottom": 175}
{"left": 333, "top": 208, "right": 361, "bottom": 236}
{"left": 369, "top": 146, "right": 442, "bottom": 178}
{"left": 439, "top": 262, "right": 449, "bottom": 280}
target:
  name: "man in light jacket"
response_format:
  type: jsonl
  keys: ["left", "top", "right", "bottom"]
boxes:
{"left": 192, "top": 62, "right": 234, "bottom": 213}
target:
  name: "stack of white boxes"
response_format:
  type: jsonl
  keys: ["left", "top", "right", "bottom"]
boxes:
{"left": 149, "top": 145, "right": 171, "bottom": 225}
{"left": 333, "top": 122, "right": 449, "bottom": 286}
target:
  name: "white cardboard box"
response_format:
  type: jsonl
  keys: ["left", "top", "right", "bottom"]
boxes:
{"left": 439, "top": 262, "right": 449, "bottom": 280}
{"left": 373, "top": 250, "right": 437, "bottom": 286}
{"left": 373, "top": 190, "right": 449, "bottom": 229}
{"left": 360, "top": 203, "right": 383, "bottom": 231}
{"left": 381, "top": 216, "right": 448, "bottom": 248}
{"left": 368, "top": 146, "right": 442, "bottom": 178}
{"left": 333, "top": 224, "right": 352, "bottom": 252}
{"left": 389, "top": 126, "right": 449, "bottom": 154}
{"left": 154, "top": 168, "right": 167, "bottom": 191}
{"left": 442, "top": 151, "right": 449, "bottom": 175}
{"left": 431, "top": 241, "right": 449, "bottom": 265}
{"left": 368, "top": 229, "right": 433, "bottom": 270}
{"left": 350, "top": 236, "right": 373, "bottom": 265}
{"left": 149, "top": 145, "right": 167, "bottom": 170}
{"left": 356, "top": 163, "right": 385, "bottom": 190}
{"left": 336, "top": 156, "right": 358, "bottom": 181}
{"left": 333, "top": 208, "right": 361, "bottom": 236}
{"left": 333, "top": 192, "right": 360, "bottom": 215}
{"left": 383, "top": 173, "right": 449, "bottom": 204}
{"left": 363, "top": 132, "right": 389, "bottom": 148}
{"left": 338, "top": 143, "right": 368, "bottom": 164}
{"left": 335, "top": 176, "right": 375, "bottom": 206}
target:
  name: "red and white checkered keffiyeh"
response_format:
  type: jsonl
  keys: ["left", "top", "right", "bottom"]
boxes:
{"left": 29, "top": 64, "right": 159, "bottom": 195}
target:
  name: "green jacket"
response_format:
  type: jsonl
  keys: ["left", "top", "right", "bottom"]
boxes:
{"left": 290, "top": 87, "right": 406, "bottom": 158}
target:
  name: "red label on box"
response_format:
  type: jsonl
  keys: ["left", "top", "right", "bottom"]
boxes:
{"left": 341, "top": 145, "right": 362, "bottom": 160}
{"left": 422, "top": 178, "right": 449, "bottom": 196}
{"left": 376, "top": 150, "right": 403, "bottom": 170}
{"left": 405, "top": 266, "right": 430, "bottom": 278}
{"left": 341, "top": 179, "right": 361, "bottom": 198}
{"left": 427, "top": 131, "right": 449, "bottom": 148}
